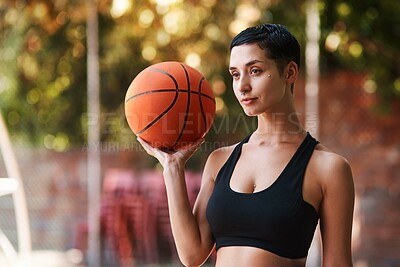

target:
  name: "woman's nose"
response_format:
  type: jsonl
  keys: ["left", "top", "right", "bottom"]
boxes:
{"left": 238, "top": 75, "right": 251, "bottom": 94}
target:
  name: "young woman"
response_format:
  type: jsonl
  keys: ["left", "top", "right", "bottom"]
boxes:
{"left": 138, "top": 24, "right": 355, "bottom": 267}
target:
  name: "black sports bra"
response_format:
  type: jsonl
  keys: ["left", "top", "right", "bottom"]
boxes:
{"left": 206, "top": 133, "right": 319, "bottom": 259}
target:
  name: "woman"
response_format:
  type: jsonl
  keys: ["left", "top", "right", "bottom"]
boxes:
{"left": 138, "top": 24, "right": 355, "bottom": 267}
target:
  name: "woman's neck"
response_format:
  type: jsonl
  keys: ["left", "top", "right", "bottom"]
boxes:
{"left": 253, "top": 110, "right": 306, "bottom": 145}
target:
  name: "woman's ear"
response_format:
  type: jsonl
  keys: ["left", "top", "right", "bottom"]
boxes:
{"left": 284, "top": 61, "right": 298, "bottom": 94}
{"left": 285, "top": 61, "right": 298, "bottom": 83}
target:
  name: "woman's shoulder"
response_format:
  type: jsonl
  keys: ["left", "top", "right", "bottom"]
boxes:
{"left": 313, "top": 143, "right": 351, "bottom": 169}
{"left": 311, "top": 143, "right": 354, "bottom": 189}
{"left": 203, "top": 142, "right": 238, "bottom": 180}
{"left": 207, "top": 143, "right": 237, "bottom": 165}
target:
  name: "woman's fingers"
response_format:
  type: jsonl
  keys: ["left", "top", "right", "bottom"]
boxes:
{"left": 137, "top": 137, "right": 162, "bottom": 159}
{"left": 174, "top": 138, "right": 205, "bottom": 162}
{"left": 137, "top": 137, "right": 205, "bottom": 163}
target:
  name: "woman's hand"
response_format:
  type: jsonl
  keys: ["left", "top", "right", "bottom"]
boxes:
{"left": 137, "top": 137, "right": 205, "bottom": 169}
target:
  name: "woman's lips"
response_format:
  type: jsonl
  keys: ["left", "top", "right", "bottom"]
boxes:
{"left": 240, "top": 97, "right": 257, "bottom": 105}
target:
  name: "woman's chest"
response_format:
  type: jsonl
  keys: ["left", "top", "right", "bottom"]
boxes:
{"left": 229, "top": 145, "right": 297, "bottom": 193}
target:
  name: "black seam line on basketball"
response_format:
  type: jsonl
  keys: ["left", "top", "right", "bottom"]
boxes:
{"left": 125, "top": 89, "right": 215, "bottom": 104}
{"left": 172, "top": 63, "right": 191, "bottom": 148}
{"left": 136, "top": 67, "right": 180, "bottom": 135}
{"left": 198, "top": 77, "right": 207, "bottom": 132}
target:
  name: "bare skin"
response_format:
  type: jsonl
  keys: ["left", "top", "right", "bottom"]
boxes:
{"left": 138, "top": 43, "right": 354, "bottom": 267}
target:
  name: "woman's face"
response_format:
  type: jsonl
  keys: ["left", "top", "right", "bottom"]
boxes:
{"left": 229, "top": 43, "right": 290, "bottom": 116}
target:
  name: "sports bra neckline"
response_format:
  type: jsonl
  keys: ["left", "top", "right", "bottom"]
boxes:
{"left": 228, "top": 132, "right": 311, "bottom": 195}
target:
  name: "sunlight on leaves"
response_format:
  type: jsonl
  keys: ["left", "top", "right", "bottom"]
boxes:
{"left": 110, "top": 0, "right": 132, "bottom": 18}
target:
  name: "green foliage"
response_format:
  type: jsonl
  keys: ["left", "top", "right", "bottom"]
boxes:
{"left": 320, "top": 0, "right": 400, "bottom": 103}
{"left": 0, "top": 0, "right": 398, "bottom": 151}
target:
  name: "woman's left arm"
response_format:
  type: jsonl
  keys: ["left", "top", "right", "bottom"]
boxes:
{"left": 319, "top": 153, "right": 355, "bottom": 267}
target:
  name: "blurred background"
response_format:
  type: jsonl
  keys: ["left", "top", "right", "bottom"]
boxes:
{"left": 0, "top": 0, "right": 399, "bottom": 266}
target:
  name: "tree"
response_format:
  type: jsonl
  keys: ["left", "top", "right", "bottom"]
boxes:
{"left": 320, "top": 0, "right": 400, "bottom": 111}
{"left": 0, "top": 0, "right": 399, "bottom": 150}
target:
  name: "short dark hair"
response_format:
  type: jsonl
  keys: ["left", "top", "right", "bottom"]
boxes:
{"left": 230, "top": 24, "right": 300, "bottom": 75}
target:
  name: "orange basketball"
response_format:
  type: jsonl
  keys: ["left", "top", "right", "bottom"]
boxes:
{"left": 125, "top": 61, "right": 216, "bottom": 150}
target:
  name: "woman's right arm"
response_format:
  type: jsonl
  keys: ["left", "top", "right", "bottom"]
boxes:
{"left": 162, "top": 152, "right": 216, "bottom": 266}
{"left": 137, "top": 138, "right": 225, "bottom": 266}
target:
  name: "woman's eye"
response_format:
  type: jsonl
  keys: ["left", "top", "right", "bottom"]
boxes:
{"left": 231, "top": 72, "right": 239, "bottom": 79}
{"left": 250, "top": 68, "right": 261, "bottom": 75}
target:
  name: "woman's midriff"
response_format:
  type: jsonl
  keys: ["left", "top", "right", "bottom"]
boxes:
{"left": 215, "top": 246, "right": 306, "bottom": 267}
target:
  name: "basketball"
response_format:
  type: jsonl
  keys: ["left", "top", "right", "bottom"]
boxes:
{"left": 124, "top": 61, "right": 216, "bottom": 150}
